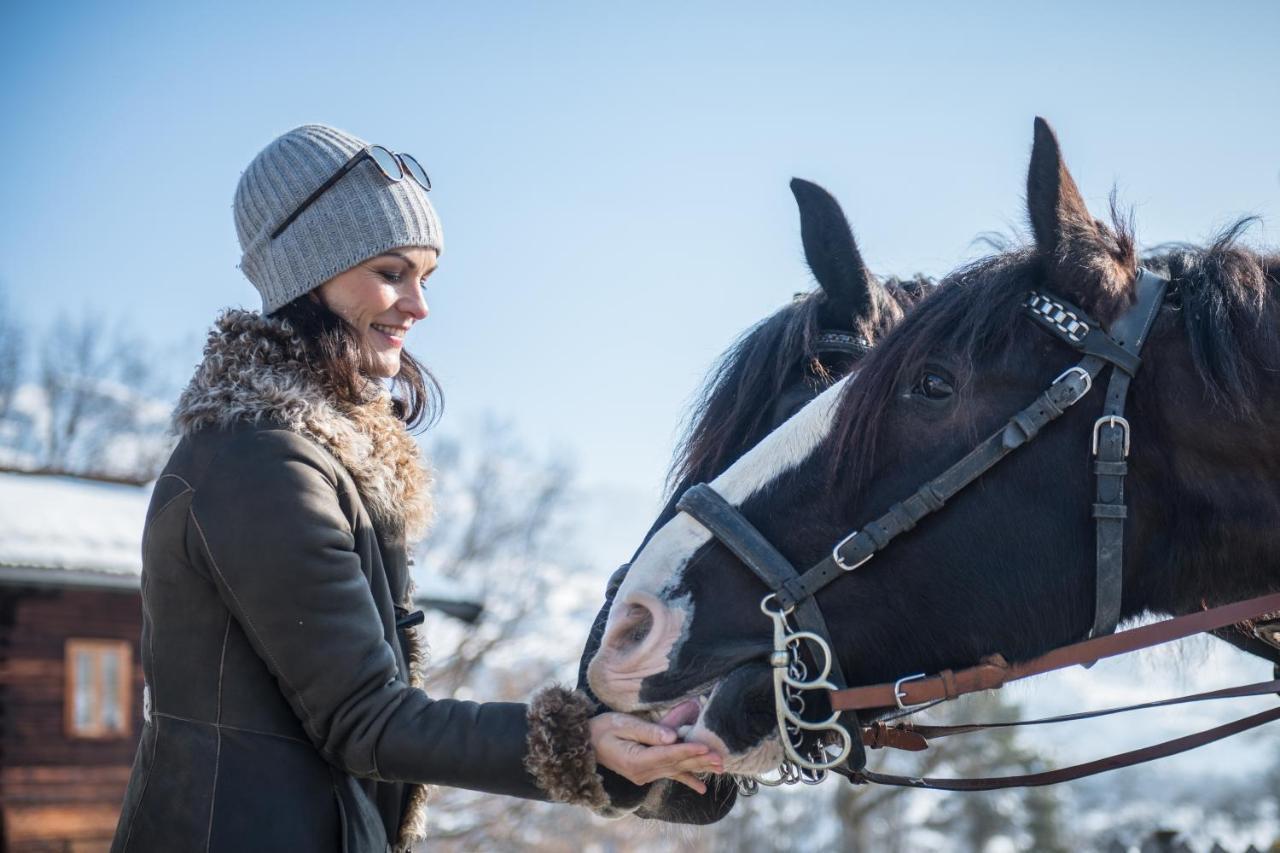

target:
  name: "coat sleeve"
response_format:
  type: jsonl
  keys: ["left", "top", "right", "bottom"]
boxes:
{"left": 186, "top": 428, "right": 605, "bottom": 805}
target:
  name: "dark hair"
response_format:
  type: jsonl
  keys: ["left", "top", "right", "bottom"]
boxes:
{"left": 270, "top": 294, "right": 442, "bottom": 432}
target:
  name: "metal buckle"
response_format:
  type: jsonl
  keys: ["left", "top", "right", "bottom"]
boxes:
{"left": 1051, "top": 365, "right": 1092, "bottom": 404}
{"left": 831, "top": 531, "right": 873, "bottom": 571}
{"left": 893, "top": 673, "right": 928, "bottom": 710}
{"left": 1091, "top": 415, "right": 1131, "bottom": 457}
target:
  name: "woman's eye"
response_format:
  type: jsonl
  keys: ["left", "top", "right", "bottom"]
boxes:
{"left": 914, "top": 371, "right": 954, "bottom": 400}
{"left": 379, "top": 270, "right": 402, "bottom": 284}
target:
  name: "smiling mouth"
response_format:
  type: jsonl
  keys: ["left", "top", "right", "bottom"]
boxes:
{"left": 371, "top": 323, "right": 409, "bottom": 345}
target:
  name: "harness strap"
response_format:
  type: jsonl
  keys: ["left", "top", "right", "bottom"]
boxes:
{"left": 852, "top": 705, "right": 1280, "bottom": 791}
{"left": 1025, "top": 291, "right": 1143, "bottom": 374}
{"left": 772, "top": 363, "right": 1097, "bottom": 611}
{"left": 867, "top": 678, "right": 1280, "bottom": 747}
{"left": 1081, "top": 268, "right": 1170, "bottom": 637}
{"left": 815, "top": 331, "right": 872, "bottom": 357}
{"left": 830, "top": 591, "right": 1280, "bottom": 711}
{"left": 675, "top": 484, "right": 865, "bottom": 757}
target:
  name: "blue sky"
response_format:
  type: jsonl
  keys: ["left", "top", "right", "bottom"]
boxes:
{"left": 3, "top": 1, "right": 1277, "bottom": 536}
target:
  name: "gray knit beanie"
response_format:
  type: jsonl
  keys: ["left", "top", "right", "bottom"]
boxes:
{"left": 233, "top": 124, "right": 443, "bottom": 314}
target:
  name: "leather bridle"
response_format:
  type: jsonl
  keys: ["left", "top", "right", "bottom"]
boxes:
{"left": 674, "top": 268, "right": 1280, "bottom": 791}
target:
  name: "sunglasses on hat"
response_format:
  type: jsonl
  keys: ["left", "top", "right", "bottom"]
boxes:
{"left": 270, "top": 145, "right": 431, "bottom": 240}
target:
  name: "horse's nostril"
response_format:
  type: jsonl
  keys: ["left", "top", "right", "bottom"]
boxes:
{"left": 604, "top": 596, "right": 663, "bottom": 659}
{"left": 624, "top": 604, "right": 654, "bottom": 647}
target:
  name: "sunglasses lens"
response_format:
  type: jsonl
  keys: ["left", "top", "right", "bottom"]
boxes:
{"left": 399, "top": 153, "right": 431, "bottom": 191}
{"left": 368, "top": 145, "right": 403, "bottom": 181}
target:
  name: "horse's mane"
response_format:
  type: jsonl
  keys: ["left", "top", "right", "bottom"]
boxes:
{"left": 830, "top": 216, "right": 1279, "bottom": 489}
{"left": 1147, "top": 219, "right": 1277, "bottom": 418}
{"left": 668, "top": 277, "right": 929, "bottom": 497}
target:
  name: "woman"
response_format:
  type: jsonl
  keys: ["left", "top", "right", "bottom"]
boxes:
{"left": 111, "top": 124, "right": 721, "bottom": 853}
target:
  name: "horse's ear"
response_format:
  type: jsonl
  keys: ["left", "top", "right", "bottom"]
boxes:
{"left": 790, "top": 177, "right": 881, "bottom": 329}
{"left": 1026, "top": 117, "right": 1136, "bottom": 317}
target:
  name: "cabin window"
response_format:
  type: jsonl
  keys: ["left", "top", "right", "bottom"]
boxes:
{"left": 64, "top": 639, "right": 132, "bottom": 738}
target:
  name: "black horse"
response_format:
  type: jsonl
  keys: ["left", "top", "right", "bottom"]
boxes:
{"left": 586, "top": 119, "right": 1280, "bottom": 781}
{"left": 579, "top": 178, "right": 928, "bottom": 820}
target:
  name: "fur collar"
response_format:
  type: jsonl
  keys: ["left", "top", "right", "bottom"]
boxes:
{"left": 173, "top": 308, "right": 433, "bottom": 544}
{"left": 174, "top": 308, "right": 433, "bottom": 850}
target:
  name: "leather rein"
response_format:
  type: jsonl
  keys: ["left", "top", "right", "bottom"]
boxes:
{"left": 675, "top": 268, "right": 1280, "bottom": 792}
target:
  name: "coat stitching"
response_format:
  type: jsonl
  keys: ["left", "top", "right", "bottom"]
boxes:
{"left": 188, "top": 507, "right": 317, "bottom": 731}
{"left": 141, "top": 486, "right": 193, "bottom": 557}
{"left": 118, "top": 708, "right": 159, "bottom": 852}
{"left": 121, "top": 560, "right": 164, "bottom": 852}
{"left": 150, "top": 486, "right": 194, "bottom": 521}
{"left": 149, "top": 712, "right": 312, "bottom": 746}
{"left": 158, "top": 472, "right": 195, "bottom": 491}
{"left": 204, "top": 613, "right": 230, "bottom": 852}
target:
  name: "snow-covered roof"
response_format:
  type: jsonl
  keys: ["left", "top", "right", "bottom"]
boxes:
{"left": 0, "top": 470, "right": 483, "bottom": 617}
{"left": 0, "top": 469, "right": 149, "bottom": 589}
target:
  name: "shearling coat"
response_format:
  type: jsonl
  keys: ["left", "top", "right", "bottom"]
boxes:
{"left": 110, "top": 311, "right": 612, "bottom": 853}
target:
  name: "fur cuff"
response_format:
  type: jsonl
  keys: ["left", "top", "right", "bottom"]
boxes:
{"left": 525, "top": 686, "right": 609, "bottom": 810}
{"left": 392, "top": 781, "right": 431, "bottom": 853}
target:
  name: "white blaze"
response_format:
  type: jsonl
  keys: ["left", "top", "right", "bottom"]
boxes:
{"left": 612, "top": 375, "right": 851, "bottom": 609}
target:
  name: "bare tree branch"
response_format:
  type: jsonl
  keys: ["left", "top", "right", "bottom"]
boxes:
{"left": 0, "top": 283, "right": 23, "bottom": 422}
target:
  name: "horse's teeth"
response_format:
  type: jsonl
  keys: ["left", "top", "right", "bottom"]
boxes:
{"left": 677, "top": 725, "right": 692, "bottom": 738}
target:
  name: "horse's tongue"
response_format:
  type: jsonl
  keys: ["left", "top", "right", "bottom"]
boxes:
{"left": 659, "top": 699, "right": 701, "bottom": 730}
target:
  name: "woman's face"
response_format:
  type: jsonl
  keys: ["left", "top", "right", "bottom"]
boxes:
{"left": 314, "top": 246, "right": 437, "bottom": 378}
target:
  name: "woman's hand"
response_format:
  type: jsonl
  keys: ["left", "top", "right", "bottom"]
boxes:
{"left": 589, "top": 712, "right": 724, "bottom": 795}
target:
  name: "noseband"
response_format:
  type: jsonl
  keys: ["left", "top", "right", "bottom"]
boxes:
{"left": 676, "top": 268, "right": 1280, "bottom": 792}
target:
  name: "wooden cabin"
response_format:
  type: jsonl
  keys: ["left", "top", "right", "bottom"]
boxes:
{"left": 0, "top": 467, "right": 482, "bottom": 852}
{"left": 0, "top": 468, "right": 149, "bottom": 852}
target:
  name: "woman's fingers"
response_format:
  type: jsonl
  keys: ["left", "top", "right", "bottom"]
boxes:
{"left": 589, "top": 712, "right": 726, "bottom": 788}
{"left": 602, "top": 713, "right": 677, "bottom": 746}
{"left": 626, "top": 742, "right": 723, "bottom": 781}
{"left": 671, "top": 772, "right": 708, "bottom": 795}
{"left": 673, "top": 752, "right": 723, "bottom": 774}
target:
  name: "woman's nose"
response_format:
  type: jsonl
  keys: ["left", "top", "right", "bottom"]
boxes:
{"left": 400, "top": 286, "right": 428, "bottom": 321}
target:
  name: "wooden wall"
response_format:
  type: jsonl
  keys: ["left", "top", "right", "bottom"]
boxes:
{"left": 0, "top": 585, "right": 143, "bottom": 852}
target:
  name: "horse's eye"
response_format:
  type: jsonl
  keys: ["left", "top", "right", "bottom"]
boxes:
{"left": 914, "top": 371, "right": 954, "bottom": 400}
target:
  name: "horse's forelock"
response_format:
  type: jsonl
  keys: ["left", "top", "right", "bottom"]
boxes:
{"left": 667, "top": 294, "right": 825, "bottom": 496}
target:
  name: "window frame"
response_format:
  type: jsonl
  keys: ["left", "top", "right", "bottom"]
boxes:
{"left": 64, "top": 638, "right": 132, "bottom": 739}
